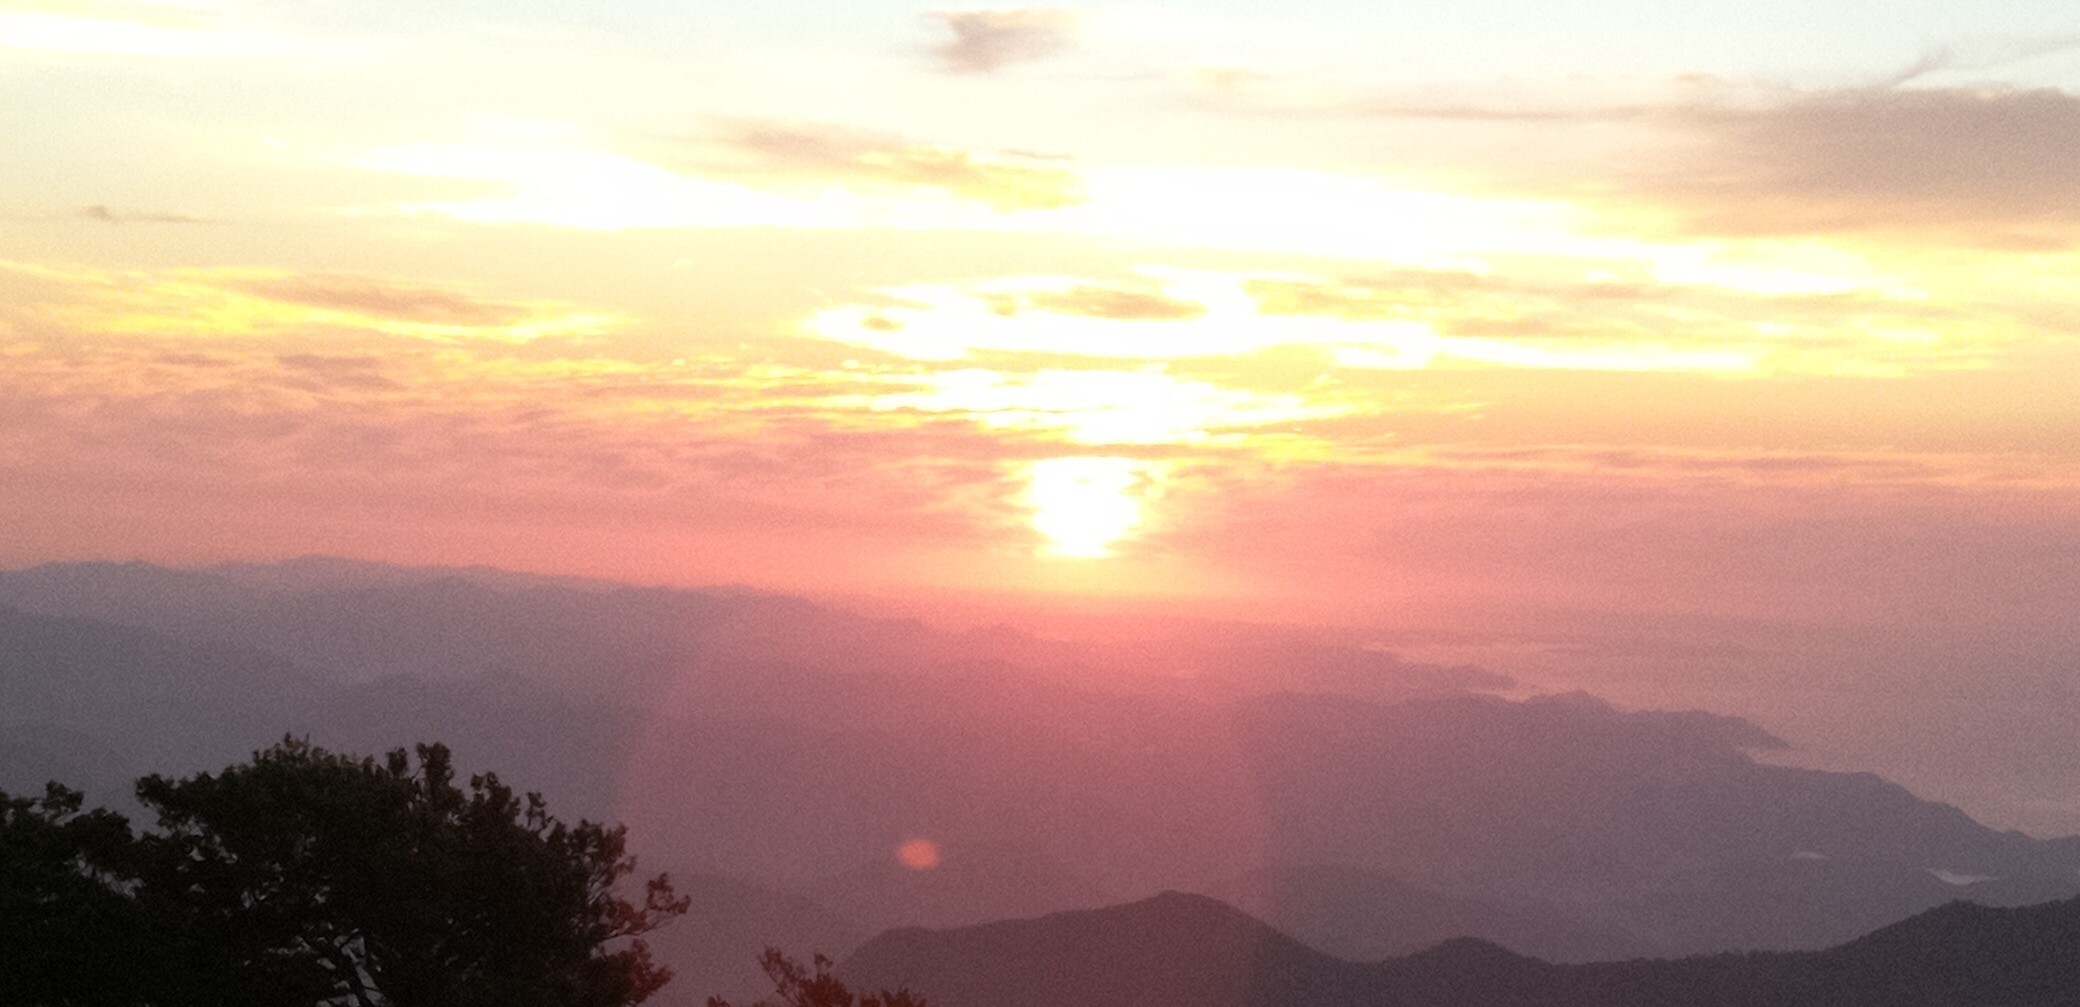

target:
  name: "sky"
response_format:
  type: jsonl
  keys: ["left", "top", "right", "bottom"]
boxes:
{"left": 5, "top": 2, "right": 2080, "bottom": 827}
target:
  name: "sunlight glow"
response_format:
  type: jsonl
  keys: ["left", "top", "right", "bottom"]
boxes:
{"left": 359, "top": 144, "right": 858, "bottom": 231}
{"left": 806, "top": 270, "right": 1774, "bottom": 376}
{"left": 1026, "top": 457, "right": 1147, "bottom": 558}
{"left": 1062, "top": 167, "right": 1562, "bottom": 268}
{"left": 803, "top": 271, "right": 1443, "bottom": 366}
{"left": 0, "top": 4, "right": 292, "bottom": 57}
{"left": 353, "top": 142, "right": 1926, "bottom": 321}
{"left": 872, "top": 368, "right": 1346, "bottom": 446}
{"left": 356, "top": 141, "right": 1046, "bottom": 232}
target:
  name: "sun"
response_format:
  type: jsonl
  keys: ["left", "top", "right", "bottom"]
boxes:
{"left": 1025, "top": 457, "right": 1144, "bottom": 558}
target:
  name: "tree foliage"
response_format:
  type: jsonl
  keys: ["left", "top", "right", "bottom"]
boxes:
{"left": 710, "top": 949, "right": 927, "bottom": 1007}
{"left": 0, "top": 739, "right": 687, "bottom": 1007}
{"left": 0, "top": 783, "right": 156, "bottom": 1006}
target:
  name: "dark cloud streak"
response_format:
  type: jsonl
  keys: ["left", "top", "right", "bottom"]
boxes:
{"left": 1326, "top": 74, "right": 2080, "bottom": 243}
{"left": 230, "top": 275, "right": 532, "bottom": 327}
{"left": 928, "top": 8, "right": 1080, "bottom": 74}
{"left": 1662, "top": 85, "right": 2080, "bottom": 240}
{"left": 1879, "top": 35, "right": 2080, "bottom": 87}
{"left": 80, "top": 205, "right": 207, "bottom": 225}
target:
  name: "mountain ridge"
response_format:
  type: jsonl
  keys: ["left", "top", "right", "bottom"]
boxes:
{"left": 843, "top": 890, "right": 2080, "bottom": 1007}
{"left": 7, "top": 558, "right": 2080, "bottom": 986}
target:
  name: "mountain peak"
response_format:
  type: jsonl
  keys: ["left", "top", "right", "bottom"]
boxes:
{"left": 1402, "top": 935, "right": 1534, "bottom": 967}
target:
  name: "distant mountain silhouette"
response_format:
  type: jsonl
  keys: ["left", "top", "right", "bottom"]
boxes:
{"left": 842, "top": 890, "right": 2080, "bottom": 1007}
{"left": 1218, "top": 690, "right": 2080, "bottom": 950}
{"left": 0, "top": 560, "right": 933, "bottom": 688}
{"left": 0, "top": 605, "right": 333, "bottom": 799}
{"left": 7, "top": 558, "right": 2080, "bottom": 977}
{"left": 0, "top": 559, "right": 1504, "bottom": 700}
{"left": 844, "top": 892, "right": 1354, "bottom": 1007}
{"left": 1197, "top": 864, "right": 1655, "bottom": 962}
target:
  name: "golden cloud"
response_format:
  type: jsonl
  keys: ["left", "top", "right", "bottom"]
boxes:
{"left": 717, "top": 121, "right": 1085, "bottom": 212}
{"left": 1, "top": 262, "right": 617, "bottom": 343}
{"left": 803, "top": 267, "right": 2008, "bottom": 378}
{"left": 1019, "top": 285, "right": 1208, "bottom": 320}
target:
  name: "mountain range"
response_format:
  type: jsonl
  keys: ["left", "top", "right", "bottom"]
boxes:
{"left": 843, "top": 890, "right": 2080, "bottom": 1007}
{"left": 5, "top": 558, "right": 2078, "bottom": 1003}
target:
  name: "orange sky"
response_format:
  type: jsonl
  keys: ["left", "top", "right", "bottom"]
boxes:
{"left": 5, "top": 5, "right": 2080, "bottom": 660}
{"left": 8, "top": 0, "right": 2080, "bottom": 836}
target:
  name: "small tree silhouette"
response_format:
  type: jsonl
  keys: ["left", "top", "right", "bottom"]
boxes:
{"left": 710, "top": 949, "right": 927, "bottom": 1007}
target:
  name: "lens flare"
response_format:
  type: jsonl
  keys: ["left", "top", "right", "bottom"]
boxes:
{"left": 896, "top": 838, "right": 941, "bottom": 870}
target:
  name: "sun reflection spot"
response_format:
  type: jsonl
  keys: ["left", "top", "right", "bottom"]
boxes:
{"left": 896, "top": 838, "right": 941, "bottom": 870}
{"left": 1027, "top": 457, "right": 1144, "bottom": 558}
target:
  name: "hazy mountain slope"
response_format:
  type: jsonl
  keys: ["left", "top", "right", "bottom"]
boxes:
{"left": 7, "top": 559, "right": 2080, "bottom": 961}
{"left": 842, "top": 892, "right": 2080, "bottom": 1007}
{"left": 1220, "top": 691, "right": 2080, "bottom": 949}
{"left": 1198, "top": 864, "right": 1656, "bottom": 962}
{"left": 0, "top": 606, "right": 336, "bottom": 795}
{"left": 843, "top": 892, "right": 1363, "bottom": 1007}
{"left": 0, "top": 560, "right": 938, "bottom": 688}
{"left": 0, "top": 560, "right": 1504, "bottom": 700}
{"left": 0, "top": 723, "right": 133, "bottom": 809}
{"left": 287, "top": 672, "right": 649, "bottom": 825}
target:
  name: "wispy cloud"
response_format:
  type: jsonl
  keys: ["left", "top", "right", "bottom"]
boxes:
{"left": 715, "top": 121, "right": 1084, "bottom": 211}
{"left": 1350, "top": 99, "right": 1657, "bottom": 123}
{"left": 1877, "top": 35, "right": 2080, "bottom": 87}
{"left": 987, "top": 282, "right": 1206, "bottom": 321}
{"left": 80, "top": 204, "right": 206, "bottom": 224}
{"left": 928, "top": 7, "right": 1081, "bottom": 74}
{"left": 359, "top": 132, "right": 1086, "bottom": 229}
{"left": 228, "top": 275, "right": 532, "bottom": 328}
{"left": 2, "top": 261, "right": 615, "bottom": 342}
{"left": 802, "top": 262, "right": 2025, "bottom": 379}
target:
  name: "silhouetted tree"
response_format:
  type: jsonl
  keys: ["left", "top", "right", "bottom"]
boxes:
{"left": 0, "top": 739, "right": 687, "bottom": 1007}
{"left": 709, "top": 949, "right": 927, "bottom": 1007}
{"left": 0, "top": 783, "right": 158, "bottom": 1006}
